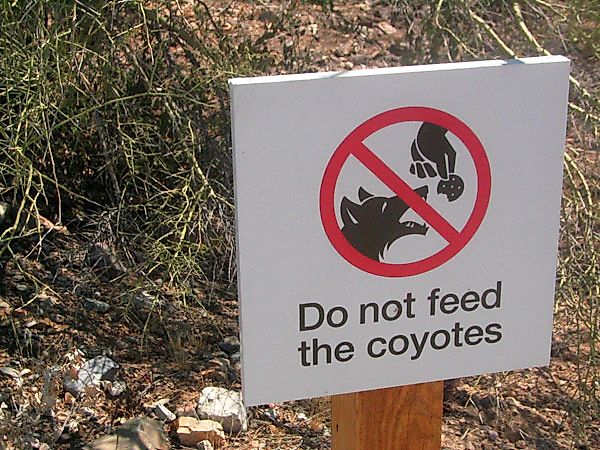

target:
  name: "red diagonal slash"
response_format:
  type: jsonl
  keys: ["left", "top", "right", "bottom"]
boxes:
{"left": 351, "top": 141, "right": 460, "bottom": 243}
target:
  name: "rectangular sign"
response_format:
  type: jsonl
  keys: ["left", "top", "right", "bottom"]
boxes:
{"left": 230, "top": 56, "right": 570, "bottom": 406}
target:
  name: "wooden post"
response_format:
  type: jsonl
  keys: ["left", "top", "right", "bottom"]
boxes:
{"left": 331, "top": 381, "right": 443, "bottom": 450}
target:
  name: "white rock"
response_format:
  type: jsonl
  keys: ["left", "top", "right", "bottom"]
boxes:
{"left": 197, "top": 440, "right": 214, "bottom": 450}
{"left": 155, "top": 403, "right": 176, "bottom": 422}
{"left": 64, "top": 356, "right": 119, "bottom": 396}
{"left": 80, "top": 356, "right": 119, "bottom": 384}
{"left": 197, "top": 387, "right": 247, "bottom": 433}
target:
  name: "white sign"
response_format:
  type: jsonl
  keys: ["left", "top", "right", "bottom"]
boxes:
{"left": 230, "top": 56, "right": 570, "bottom": 406}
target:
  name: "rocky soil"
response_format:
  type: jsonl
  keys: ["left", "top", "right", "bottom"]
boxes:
{"left": 0, "top": 231, "right": 597, "bottom": 449}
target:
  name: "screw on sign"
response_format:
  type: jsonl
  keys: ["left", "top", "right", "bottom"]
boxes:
{"left": 320, "top": 107, "right": 491, "bottom": 277}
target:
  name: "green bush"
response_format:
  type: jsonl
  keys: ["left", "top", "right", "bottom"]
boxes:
{"left": 0, "top": 0, "right": 277, "bottom": 282}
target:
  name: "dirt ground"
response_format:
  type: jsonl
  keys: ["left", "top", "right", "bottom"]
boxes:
{"left": 1, "top": 1, "right": 598, "bottom": 449}
{"left": 0, "top": 231, "right": 597, "bottom": 449}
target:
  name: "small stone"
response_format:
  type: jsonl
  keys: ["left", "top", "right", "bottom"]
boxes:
{"left": 175, "top": 402, "right": 198, "bottom": 418}
{"left": 107, "top": 380, "right": 127, "bottom": 397}
{"left": 83, "top": 298, "right": 110, "bottom": 313}
{"left": 64, "top": 392, "right": 76, "bottom": 405}
{"left": 77, "top": 356, "right": 119, "bottom": 387}
{"left": 64, "top": 356, "right": 119, "bottom": 396}
{"left": 341, "top": 61, "right": 354, "bottom": 70}
{"left": 0, "top": 367, "right": 22, "bottom": 386}
{"left": 488, "top": 429, "right": 499, "bottom": 441}
{"left": 58, "top": 432, "right": 72, "bottom": 443}
{"left": 389, "top": 41, "right": 408, "bottom": 56}
{"left": 51, "top": 314, "right": 64, "bottom": 323}
{"left": 505, "top": 428, "right": 522, "bottom": 443}
{"left": 197, "top": 387, "right": 247, "bottom": 433}
{"left": 24, "top": 319, "right": 38, "bottom": 328}
{"left": 135, "top": 291, "right": 162, "bottom": 309}
{"left": 333, "top": 48, "right": 347, "bottom": 58}
{"left": 143, "top": 398, "right": 170, "bottom": 411}
{"left": 84, "top": 417, "right": 168, "bottom": 450}
{"left": 68, "top": 418, "right": 80, "bottom": 433}
{"left": 218, "top": 336, "right": 240, "bottom": 354}
{"left": 64, "top": 348, "right": 85, "bottom": 364}
{"left": 172, "top": 417, "right": 225, "bottom": 447}
{"left": 80, "top": 356, "right": 118, "bottom": 383}
{"left": 377, "top": 21, "right": 398, "bottom": 35}
{"left": 78, "top": 407, "right": 97, "bottom": 418}
{"left": 208, "top": 358, "right": 230, "bottom": 371}
{"left": 0, "top": 202, "right": 10, "bottom": 224}
{"left": 309, "top": 419, "right": 324, "bottom": 432}
{"left": 197, "top": 440, "right": 214, "bottom": 450}
{"left": 229, "top": 352, "right": 241, "bottom": 363}
{"left": 86, "top": 242, "right": 126, "bottom": 279}
{"left": 156, "top": 403, "right": 176, "bottom": 422}
{"left": 202, "top": 368, "right": 229, "bottom": 383}
{"left": 63, "top": 378, "right": 87, "bottom": 397}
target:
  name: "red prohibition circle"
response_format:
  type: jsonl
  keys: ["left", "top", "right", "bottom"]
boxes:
{"left": 319, "top": 107, "right": 491, "bottom": 277}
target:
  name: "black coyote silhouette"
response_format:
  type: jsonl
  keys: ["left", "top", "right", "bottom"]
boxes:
{"left": 341, "top": 185, "right": 429, "bottom": 261}
{"left": 339, "top": 122, "right": 464, "bottom": 262}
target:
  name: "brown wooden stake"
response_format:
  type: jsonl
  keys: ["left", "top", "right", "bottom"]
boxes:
{"left": 331, "top": 381, "right": 444, "bottom": 450}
